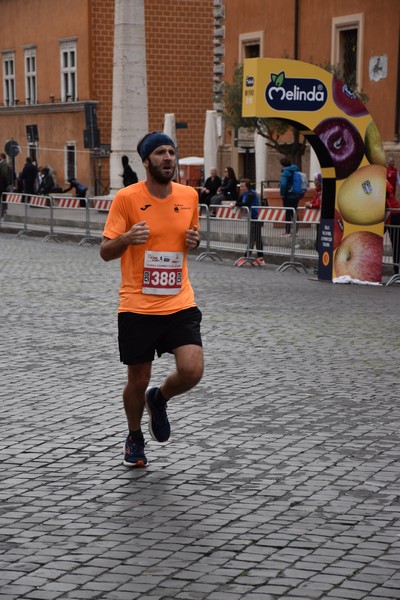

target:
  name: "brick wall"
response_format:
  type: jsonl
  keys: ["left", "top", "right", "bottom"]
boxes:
{"left": 90, "top": 0, "right": 115, "bottom": 138}
{"left": 90, "top": 0, "right": 115, "bottom": 184}
{"left": 144, "top": 0, "right": 214, "bottom": 158}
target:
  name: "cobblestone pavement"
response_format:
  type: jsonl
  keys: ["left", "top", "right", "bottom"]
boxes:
{"left": 0, "top": 232, "right": 400, "bottom": 600}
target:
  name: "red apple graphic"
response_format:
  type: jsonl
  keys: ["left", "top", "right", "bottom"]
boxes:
{"left": 332, "top": 76, "right": 368, "bottom": 117}
{"left": 334, "top": 231, "right": 383, "bottom": 282}
{"left": 333, "top": 209, "right": 344, "bottom": 249}
{"left": 315, "top": 117, "right": 364, "bottom": 180}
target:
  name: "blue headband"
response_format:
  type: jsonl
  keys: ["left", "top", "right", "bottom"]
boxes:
{"left": 137, "top": 132, "right": 176, "bottom": 161}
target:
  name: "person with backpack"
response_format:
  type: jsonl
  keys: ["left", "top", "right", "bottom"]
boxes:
{"left": 279, "top": 157, "right": 307, "bottom": 236}
{"left": 63, "top": 177, "right": 88, "bottom": 207}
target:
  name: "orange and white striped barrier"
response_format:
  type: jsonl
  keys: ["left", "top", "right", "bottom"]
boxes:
{"left": 257, "top": 207, "right": 286, "bottom": 222}
{"left": 301, "top": 208, "right": 321, "bottom": 223}
{"left": 214, "top": 206, "right": 245, "bottom": 219}
{"left": 3, "top": 193, "right": 24, "bottom": 203}
{"left": 29, "top": 196, "right": 50, "bottom": 207}
{"left": 91, "top": 198, "right": 112, "bottom": 211}
{"left": 57, "top": 197, "right": 82, "bottom": 208}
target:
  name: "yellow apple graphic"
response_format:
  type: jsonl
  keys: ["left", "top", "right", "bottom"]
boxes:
{"left": 364, "top": 121, "right": 386, "bottom": 167}
{"left": 337, "top": 164, "right": 386, "bottom": 225}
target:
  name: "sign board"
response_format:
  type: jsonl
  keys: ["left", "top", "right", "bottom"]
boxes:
{"left": 242, "top": 58, "right": 386, "bottom": 283}
{"left": 5, "top": 139, "right": 20, "bottom": 158}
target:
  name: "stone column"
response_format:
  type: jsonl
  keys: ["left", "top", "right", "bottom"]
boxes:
{"left": 110, "top": 0, "right": 148, "bottom": 193}
{"left": 254, "top": 131, "right": 267, "bottom": 196}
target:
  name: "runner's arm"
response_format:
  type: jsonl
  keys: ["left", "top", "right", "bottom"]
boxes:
{"left": 100, "top": 221, "right": 150, "bottom": 261}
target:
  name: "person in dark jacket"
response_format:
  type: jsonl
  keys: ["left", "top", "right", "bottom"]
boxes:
{"left": 121, "top": 155, "right": 138, "bottom": 187}
{"left": 210, "top": 166, "right": 238, "bottom": 215}
{"left": 199, "top": 167, "right": 221, "bottom": 208}
{"left": 20, "top": 157, "right": 38, "bottom": 196}
{"left": 62, "top": 178, "right": 88, "bottom": 207}
{"left": 233, "top": 179, "right": 265, "bottom": 265}
{"left": 38, "top": 167, "right": 55, "bottom": 195}
{"left": 0, "top": 153, "right": 12, "bottom": 216}
{"left": 279, "top": 157, "right": 300, "bottom": 235}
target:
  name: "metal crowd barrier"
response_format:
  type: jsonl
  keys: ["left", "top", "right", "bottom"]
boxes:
{"left": 197, "top": 204, "right": 250, "bottom": 261}
{"left": 0, "top": 192, "right": 113, "bottom": 245}
{"left": 0, "top": 192, "right": 58, "bottom": 242}
{"left": 197, "top": 203, "right": 300, "bottom": 271}
{"left": 87, "top": 197, "right": 114, "bottom": 243}
{"left": 1, "top": 193, "right": 398, "bottom": 283}
{"left": 52, "top": 195, "right": 92, "bottom": 244}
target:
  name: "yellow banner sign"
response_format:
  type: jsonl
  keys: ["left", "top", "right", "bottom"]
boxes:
{"left": 243, "top": 58, "right": 386, "bottom": 283}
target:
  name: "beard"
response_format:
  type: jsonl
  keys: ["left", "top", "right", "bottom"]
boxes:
{"left": 148, "top": 156, "right": 176, "bottom": 184}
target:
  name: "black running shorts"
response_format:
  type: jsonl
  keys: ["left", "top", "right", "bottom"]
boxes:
{"left": 118, "top": 306, "right": 203, "bottom": 365}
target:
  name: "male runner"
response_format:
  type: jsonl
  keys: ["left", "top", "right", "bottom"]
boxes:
{"left": 100, "top": 132, "right": 203, "bottom": 467}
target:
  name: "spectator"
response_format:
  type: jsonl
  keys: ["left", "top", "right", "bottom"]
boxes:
{"left": 385, "top": 180, "right": 400, "bottom": 275}
{"left": 210, "top": 166, "right": 238, "bottom": 215}
{"left": 62, "top": 177, "right": 88, "bottom": 207}
{"left": 199, "top": 167, "right": 221, "bottom": 208}
{"left": 0, "top": 153, "right": 11, "bottom": 217}
{"left": 35, "top": 166, "right": 44, "bottom": 193}
{"left": 19, "top": 157, "right": 38, "bottom": 198}
{"left": 121, "top": 155, "right": 138, "bottom": 187}
{"left": 386, "top": 157, "right": 400, "bottom": 195}
{"left": 38, "top": 167, "right": 55, "bottom": 195}
{"left": 279, "top": 157, "right": 300, "bottom": 235}
{"left": 233, "top": 179, "right": 265, "bottom": 266}
{"left": 305, "top": 172, "right": 322, "bottom": 250}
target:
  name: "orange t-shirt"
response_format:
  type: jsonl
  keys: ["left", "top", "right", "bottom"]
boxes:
{"left": 103, "top": 181, "right": 199, "bottom": 315}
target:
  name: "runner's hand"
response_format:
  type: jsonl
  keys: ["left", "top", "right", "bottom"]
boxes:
{"left": 125, "top": 221, "right": 150, "bottom": 245}
{"left": 186, "top": 225, "right": 200, "bottom": 249}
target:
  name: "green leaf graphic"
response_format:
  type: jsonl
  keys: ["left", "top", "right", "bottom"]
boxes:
{"left": 275, "top": 71, "right": 285, "bottom": 86}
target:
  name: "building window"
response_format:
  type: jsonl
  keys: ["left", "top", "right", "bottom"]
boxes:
{"left": 25, "top": 47, "right": 37, "bottom": 105}
{"left": 3, "top": 52, "right": 16, "bottom": 106}
{"left": 65, "top": 142, "right": 76, "bottom": 180}
{"left": 332, "top": 13, "right": 364, "bottom": 90}
{"left": 60, "top": 41, "right": 77, "bottom": 102}
{"left": 239, "top": 32, "right": 263, "bottom": 62}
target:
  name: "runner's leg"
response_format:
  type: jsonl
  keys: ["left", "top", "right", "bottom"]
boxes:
{"left": 160, "top": 344, "right": 204, "bottom": 400}
{"left": 123, "top": 362, "right": 152, "bottom": 431}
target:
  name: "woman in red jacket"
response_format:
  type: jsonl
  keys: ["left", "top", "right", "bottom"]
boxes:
{"left": 386, "top": 180, "right": 400, "bottom": 274}
{"left": 305, "top": 173, "right": 322, "bottom": 251}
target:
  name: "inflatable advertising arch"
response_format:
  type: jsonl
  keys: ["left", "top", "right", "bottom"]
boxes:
{"left": 242, "top": 58, "right": 387, "bottom": 283}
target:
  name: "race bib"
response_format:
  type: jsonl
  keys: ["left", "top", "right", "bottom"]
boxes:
{"left": 142, "top": 251, "right": 183, "bottom": 295}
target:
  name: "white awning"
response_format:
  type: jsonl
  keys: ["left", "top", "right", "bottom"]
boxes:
{"left": 179, "top": 156, "right": 204, "bottom": 166}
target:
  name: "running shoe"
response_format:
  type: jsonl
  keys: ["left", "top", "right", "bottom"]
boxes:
{"left": 255, "top": 257, "right": 266, "bottom": 266}
{"left": 145, "top": 387, "right": 171, "bottom": 443}
{"left": 235, "top": 257, "right": 246, "bottom": 267}
{"left": 123, "top": 434, "right": 148, "bottom": 467}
